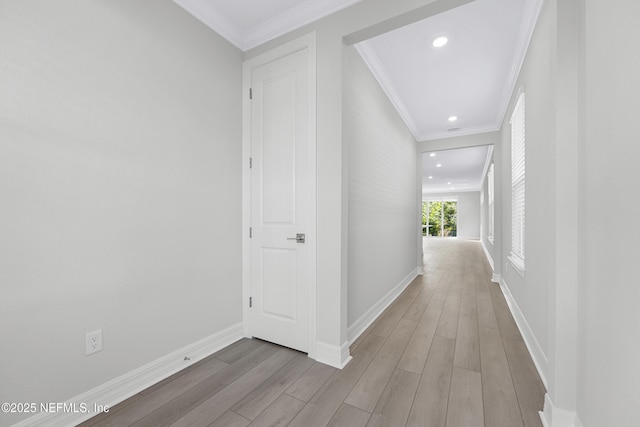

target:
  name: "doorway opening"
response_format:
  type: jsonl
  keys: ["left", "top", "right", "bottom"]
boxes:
{"left": 423, "top": 200, "right": 458, "bottom": 237}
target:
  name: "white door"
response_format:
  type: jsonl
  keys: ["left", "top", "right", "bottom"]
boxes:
{"left": 248, "top": 47, "right": 310, "bottom": 353}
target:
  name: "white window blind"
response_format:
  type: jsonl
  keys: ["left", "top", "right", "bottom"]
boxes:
{"left": 510, "top": 92, "right": 525, "bottom": 272}
{"left": 487, "top": 162, "right": 495, "bottom": 241}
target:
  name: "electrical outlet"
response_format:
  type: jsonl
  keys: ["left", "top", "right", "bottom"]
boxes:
{"left": 86, "top": 329, "right": 103, "bottom": 355}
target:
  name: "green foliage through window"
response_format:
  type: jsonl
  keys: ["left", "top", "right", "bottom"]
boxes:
{"left": 423, "top": 201, "right": 457, "bottom": 237}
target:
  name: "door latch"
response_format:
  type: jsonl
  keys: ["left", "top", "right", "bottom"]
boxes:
{"left": 286, "top": 233, "right": 306, "bottom": 243}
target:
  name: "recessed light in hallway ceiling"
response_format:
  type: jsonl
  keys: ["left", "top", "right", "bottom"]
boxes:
{"left": 353, "top": 0, "right": 540, "bottom": 141}
{"left": 432, "top": 36, "right": 448, "bottom": 48}
{"left": 422, "top": 145, "right": 492, "bottom": 195}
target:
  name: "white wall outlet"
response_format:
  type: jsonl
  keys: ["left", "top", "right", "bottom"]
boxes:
{"left": 86, "top": 329, "right": 103, "bottom": 355}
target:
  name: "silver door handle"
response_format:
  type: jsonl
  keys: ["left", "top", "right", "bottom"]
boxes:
{"left": 286, "top": 233, "right": 305, "bottom": 243}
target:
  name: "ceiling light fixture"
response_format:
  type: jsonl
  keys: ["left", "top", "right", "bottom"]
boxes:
{"left": 432, "top": 36, "right": 448, "bottom": 48}
{"left": 428, "top": 176, "right": 433, "bottom": 179}
{"left": 436, "top": 163, "right": 442, "bottom": 168}
{"left": 448, "top": 182, "right": 452, "bottom": 185}
{"left": 448, "top": 116, "right": 458, "bottom": 122}
{"left": 429, "top": 153, "right": 436, "bottom": 157}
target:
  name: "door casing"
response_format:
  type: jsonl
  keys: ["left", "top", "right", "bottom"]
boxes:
{"left": 242, "top": 32, "right": 317, "bottom": 359}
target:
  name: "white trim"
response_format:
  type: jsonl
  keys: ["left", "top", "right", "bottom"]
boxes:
{"left": 355, "top": 41, "right": 421, "bottom": 141}
{"left": 480, "top": 239, "right": 494, "bottom": 270}
{"left": 316, "top": 341, "right": 353, "bottom": 369}
{"left": 242, "top": 32, "right": 318, "bottom": 359}
{"left": 244, "top": 0, "right": 362, "bottom": 50}
{"left": 347, "top": 268, "right": 418, "bottom": 344}
{"left": 172, "top": 0, "right": 244, "bottom": 48}
{"left": 420, "top": 123, "right": 500, "bottom": 142}
{"left": 13, "top": 324, "right": 244, "bottom": 427}
{"left": 481, "top": 145, "right": 494, "bottom": 183}
{"left": 499, "top": 278, "right": 548, "bottom": 388}
{"left": 423, "top": 187, "right": 483, "bottom": 195}
{"left": 174, "top": 0, "right": 361, "bottom": 51}
{"left": 491, "top": 273, "right": 501, "bottom": 284}
{"left": 540, "top": 393, "right": 583, "bottom": 427}
{"left": 486, "top": 147, "right": 495, "bottom": 245}
{"left": 495, "top": 0, "right": 544, "bottom": 127}
{"left": 507, "top": 253, "right": 526, "bottom": 278}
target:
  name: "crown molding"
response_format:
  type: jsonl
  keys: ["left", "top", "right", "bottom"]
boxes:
{"left": 419, "top": 123, "right": 500, "bottom": 142}
{"left": 174, "top": 0, "right": 541, "bottom": 143}
{"left": 244, "top": 0, "right": 362, "bottom": 50}
{"left": 173, "top": 0, "right": 244, "bottom": 49}
{"left": 355, "top": 41, "right": 421, "bottom": 141}
{"left": 175, "top": 0, "right": 362, "bottom": 51}
{"left": 495, "top": 0, "right": 544, "bottom": 128}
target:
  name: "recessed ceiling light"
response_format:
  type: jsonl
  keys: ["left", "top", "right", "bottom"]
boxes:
{"left": 448, "top": 182, "right": 452, "bottom": 185}
{"left": 428, "top": 176, "right": 433, "bottom": 179}
{"left": 429, "top": 153, "right": 436, "bottom": 157}
{"left": 448, "top": 116, "right": 458, "bottom": 122}
{"left": 433, "top": 36, "right": 448, "bottom": 48}
{"left": 436, "top": 163, "right": 442, "bottom": 168}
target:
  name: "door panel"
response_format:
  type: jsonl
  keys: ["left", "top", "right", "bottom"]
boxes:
{"left": 261, "top": 73, "right": 297, "bottom": 224}
{"left": 261, "top": 247, "right": 297, "bottom": 320}
{"left": 249, "top": 48, "right": 309, "bottom": 352}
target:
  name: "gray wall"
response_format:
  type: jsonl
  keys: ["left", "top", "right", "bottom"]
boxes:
{"left": 343, "top": 45, "right": 418, "bottom": 328}
{"left": 497, "top": 0, "right": 640, "bottom": 424}
{"left": 498, "top": 0, "right": 553, "bottom": 379}
{"left": 579, "top": 0, "right": 640, "bottom": 424}
{"left": 0, "top": 1, "right": 243, "bottom": 425}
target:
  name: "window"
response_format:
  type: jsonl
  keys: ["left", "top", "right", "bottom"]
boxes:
{"left": 487, "top": 162, "right": 495, "bottom": 242}
{"left": 423, "top": 200, "right": 457, "bottom": 237}
{"left": 509, "top": 92, "right": 525, "bottom": 274}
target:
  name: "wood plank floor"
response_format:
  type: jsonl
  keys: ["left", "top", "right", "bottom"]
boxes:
{"left": 79, "top": 239, "right": 545, "bottom": 427}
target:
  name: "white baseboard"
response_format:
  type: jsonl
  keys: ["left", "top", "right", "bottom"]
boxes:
{"left": 498, "top": 278, "right": 548, "bottom": 389}
{"left": 540, "top": 393, "right": 583, "bottom": 427}
{"left": 347, "top": 268, "right": 418, "bottom": 344}
{"left": 491, "top": 273, "right": 501, "bottom": 283}
{"left": 480, "top": 239, "right": 495, "bottom": 270}
{"left": 13, "top": 323, "right": 244, "bottom": 427}
{"left": 316, "top": 340, "right": 352, "bottom": 369}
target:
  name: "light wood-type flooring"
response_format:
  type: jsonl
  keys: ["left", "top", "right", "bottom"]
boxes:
{"left": 80, "top": 238, "right": 545, "bottom": 427}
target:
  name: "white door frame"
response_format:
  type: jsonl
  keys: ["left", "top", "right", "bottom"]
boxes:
{"left": 242, "top": 32, "right": 317, "bottom": 360}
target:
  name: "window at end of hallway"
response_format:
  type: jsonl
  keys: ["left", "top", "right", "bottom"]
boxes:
{"left": 509, "top": 92, "right": 525, "bottom": 276}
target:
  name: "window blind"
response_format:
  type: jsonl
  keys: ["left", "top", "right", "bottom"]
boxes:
{"left": 488, "top": 163, "right": 495, "bottom": 239}
{"left": 510, "top": 93, "right": 525, "bottom": 270}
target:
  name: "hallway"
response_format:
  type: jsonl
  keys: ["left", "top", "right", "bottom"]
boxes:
{"left": 81, "top": 239, "right": 545, "bottom": 427}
